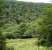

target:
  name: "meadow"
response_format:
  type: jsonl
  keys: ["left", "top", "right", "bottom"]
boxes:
{"left": 5, "top": 38, "right": 52, "bottom": 50}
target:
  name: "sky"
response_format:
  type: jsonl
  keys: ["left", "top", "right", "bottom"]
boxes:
{"left": 17, "top": 0, "right": 52, "bottom": 3}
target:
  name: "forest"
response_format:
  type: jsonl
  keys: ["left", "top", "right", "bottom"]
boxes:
{"left": 0, "top": 0, "right": 52, "bottom": 50}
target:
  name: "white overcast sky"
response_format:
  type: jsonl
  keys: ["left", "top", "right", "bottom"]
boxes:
{"left": 17, "top": 0, "right": 52, "bottom": 3}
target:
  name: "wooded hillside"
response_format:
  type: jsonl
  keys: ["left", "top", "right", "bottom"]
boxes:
{"left": 0, "top": 1, "right": 52, "bottom": 46}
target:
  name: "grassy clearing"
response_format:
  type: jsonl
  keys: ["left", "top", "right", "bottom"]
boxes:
{"left": 6, "top": 38, "right": 52, "bottom": 50}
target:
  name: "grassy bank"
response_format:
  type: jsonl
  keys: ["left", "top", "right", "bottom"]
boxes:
{"left": 5, "top": 38, "right": 52, "bottom": 50}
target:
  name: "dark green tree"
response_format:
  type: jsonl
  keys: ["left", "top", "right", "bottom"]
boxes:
{"left": 34, "top": 7, "right": 52, "bottom": 46}
{"left": 0, "top": 0, "right": 7, "bottom": 50}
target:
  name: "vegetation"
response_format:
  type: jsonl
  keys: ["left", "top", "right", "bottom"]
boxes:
{"left": 6, "top": 38, "right": 52, "bottom": 50}
{"left": 0, "top": 0, "right": 52, "bottom": 50}
{"left": 0, "top": 0, "right": 6, "bottom": 50}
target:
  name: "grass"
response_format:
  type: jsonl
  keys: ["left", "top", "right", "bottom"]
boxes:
{"left": 6, "top": 38, "right": 52, "bottom": 50}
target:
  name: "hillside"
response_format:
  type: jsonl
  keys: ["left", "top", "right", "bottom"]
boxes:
{"left": 0, "top": 1, "right": 52, "bottom": 38}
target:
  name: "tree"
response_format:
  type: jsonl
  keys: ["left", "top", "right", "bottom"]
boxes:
{"left": 0, "top": 0, "right": 6, "bottom": 50}
{"left": 34, "top": 7, "right": 52, "bottom": 46}
{"left": 0, "top": 29, "right": 6, "bottom": 50}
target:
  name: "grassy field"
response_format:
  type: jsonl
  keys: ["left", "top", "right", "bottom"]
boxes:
{"left": 6, "top": 38, "right": 52, "bottom": 50}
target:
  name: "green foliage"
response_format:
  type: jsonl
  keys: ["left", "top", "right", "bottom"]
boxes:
{"left": 33, "top": 7, "right": 52, "bottom": 46}
{"left": 0, "top": 0, "right": 52, "bottom": 46}
{"left": 0, "top": 29, "right": 6, "bottom": 50}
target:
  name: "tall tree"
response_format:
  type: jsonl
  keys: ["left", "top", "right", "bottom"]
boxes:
{"left": 34, "top": 7, "right": 52, "bottom": 46}
{"left": 0, "top": 0, "right": 6, "bottom": 50}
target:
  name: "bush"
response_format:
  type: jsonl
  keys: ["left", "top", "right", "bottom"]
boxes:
{"left": 3, "top": 32, "right": 32, "bottom": 39}
{"left": 0, "top": 30, "right": 6, "bottom": 50}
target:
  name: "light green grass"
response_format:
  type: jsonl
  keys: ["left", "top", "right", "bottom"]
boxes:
{"left": 6, "top": 38, "right": 52, "bottom": 50}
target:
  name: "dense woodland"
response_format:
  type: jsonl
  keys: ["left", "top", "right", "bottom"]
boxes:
{"left": 0, "top": 0, "right": 52, "bottom": 50}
